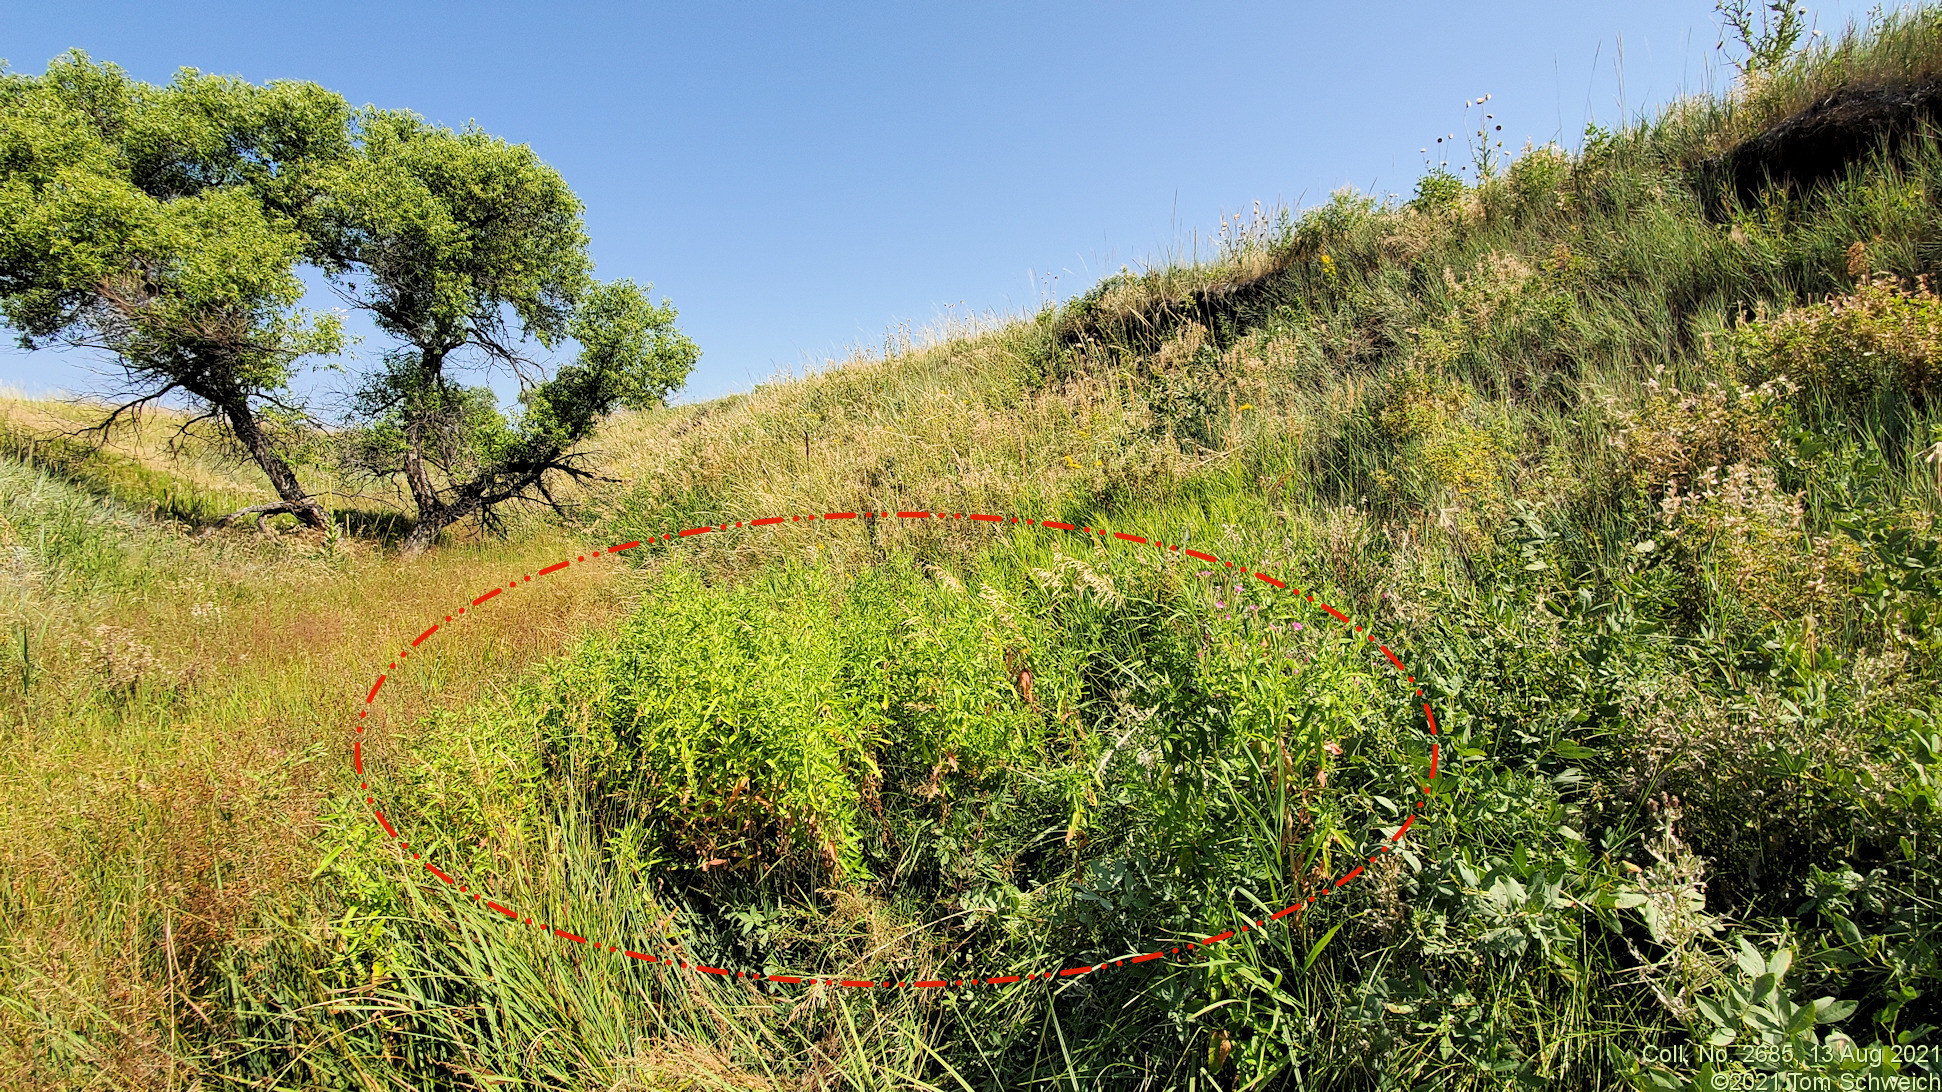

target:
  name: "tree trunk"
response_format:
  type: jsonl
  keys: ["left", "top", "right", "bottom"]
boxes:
{"left": 390, "top": 353, "right": 558, "bottom": 559}
{"left": 218, "top": 398, "right": 326, "bottom": 529}
{"left": 398, "top": 508, "right": 447, "bottom": 556}
{"left": 398, "top": 491, "right": 486, "bottom": 557}
{"left": 397, "top": 411, "right": 456, "bottom": 556}
{"left": 401, "top": 413, "right": 442, "bottom": 525}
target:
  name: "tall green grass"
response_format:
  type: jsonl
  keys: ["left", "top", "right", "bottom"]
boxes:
{"left": 258, "top": 522, "right": 1445, "bottom": 1088}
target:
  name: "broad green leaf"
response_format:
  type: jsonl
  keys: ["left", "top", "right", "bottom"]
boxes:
{"left": 1827, "top": 911, "right": 1865, "bottom": 949}
{"left": 1813, "top": 998, "right": 1858, "bottom": 1024}
{"left": 1695, "top": 994, "right": 1737, "bottom": 1029}
{"left": 1737, "top": 936, "right": 1767, "bottom": 978}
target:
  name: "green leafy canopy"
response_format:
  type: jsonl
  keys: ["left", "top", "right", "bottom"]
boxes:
{"left": 0, "top": 50, "right": 350, "bottom": 392}
{"left": 304, "top": 107, "right": 697, "bottom": 550}
{"left": 306, "top": 108, "right": 589, "bottom": 355}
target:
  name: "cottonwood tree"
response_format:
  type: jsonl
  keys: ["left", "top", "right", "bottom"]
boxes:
{"left": 0, "top": 51, "right": 351, "bottom": 528}
{"left": 308, "top": 110, "right": 697, "bottom": 555}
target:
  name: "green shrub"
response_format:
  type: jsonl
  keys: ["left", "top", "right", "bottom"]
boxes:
{"left": 1503, "top": 144, "right": 1571, "bottom": 214}
{"left": 1411, "top": 167, "right": 1466, "bottom": 213}
{"left": 1371, "top": 369, "right": 1513, "bottom": 543}
{"left": 1607, "top": 367, "right": 1793, "bottom": 497}
{"left": 535, "top": 565, "right": 877, "bottom": 881}
{"left": 1656, "top": 462, "right": 1862, "bottom": 629}
{"left": 506, "top": 559, "right": 1091, "bottom": 886}
{"left": 1729, "top": 277, "right": 1942, "bottom": 414}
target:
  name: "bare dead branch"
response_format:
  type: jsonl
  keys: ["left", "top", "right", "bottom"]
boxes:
{"left": 62, "top": 383, "right": 183, "bottom": 450}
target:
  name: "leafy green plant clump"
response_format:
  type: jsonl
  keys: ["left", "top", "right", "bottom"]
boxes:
{"left": 527, "top": 561, "right": 1066, "bottom": 885}
{"left": 1729, "top": 273, "right": 1942, "bottom": 414}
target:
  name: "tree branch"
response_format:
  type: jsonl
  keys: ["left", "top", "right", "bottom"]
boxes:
{"left": 64, "top": 383, "right": 183, "bottom": 448}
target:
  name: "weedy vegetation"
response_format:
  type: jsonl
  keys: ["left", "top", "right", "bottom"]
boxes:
{"left": 6, "top": 5, "right": 1942, "bottom": 1089}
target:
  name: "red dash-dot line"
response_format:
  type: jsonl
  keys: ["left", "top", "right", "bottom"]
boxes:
{"left": 362, "top": 506, "right": 1441, "bottom": 995}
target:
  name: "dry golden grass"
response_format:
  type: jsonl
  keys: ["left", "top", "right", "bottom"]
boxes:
{"left": 0, "top": 392, "right": 417, "bottom": 539}
{"left": 585, "top": 323, "right": 1221, "bottom": 580}
{"left": 0, "top": 469, "right": 652, "bottom": 1086}
{"left": 610, "top": 1040, "right": 776, "bottom": 1091}
{"left": 1079, "top": 245, "right": 1291, "bottom": 327}
{"left": 0, "top": 395, "right": 269, "bottom": 500}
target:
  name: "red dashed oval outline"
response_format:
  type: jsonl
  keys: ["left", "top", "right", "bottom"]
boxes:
{"left": 350, "top": 510, "right": 1444, "bottom": 988}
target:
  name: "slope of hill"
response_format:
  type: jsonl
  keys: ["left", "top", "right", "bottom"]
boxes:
{"left": 5, "top": 9, "right": 1942, "bottom": 1090}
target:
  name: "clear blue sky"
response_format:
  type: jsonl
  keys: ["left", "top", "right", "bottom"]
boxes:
{"left": 0, "top": 1, "right": 1884, "bottom": 409}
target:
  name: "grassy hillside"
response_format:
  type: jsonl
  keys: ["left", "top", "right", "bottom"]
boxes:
{"left": 6, "top": 8, "right": 1942, "bottom": 1090}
